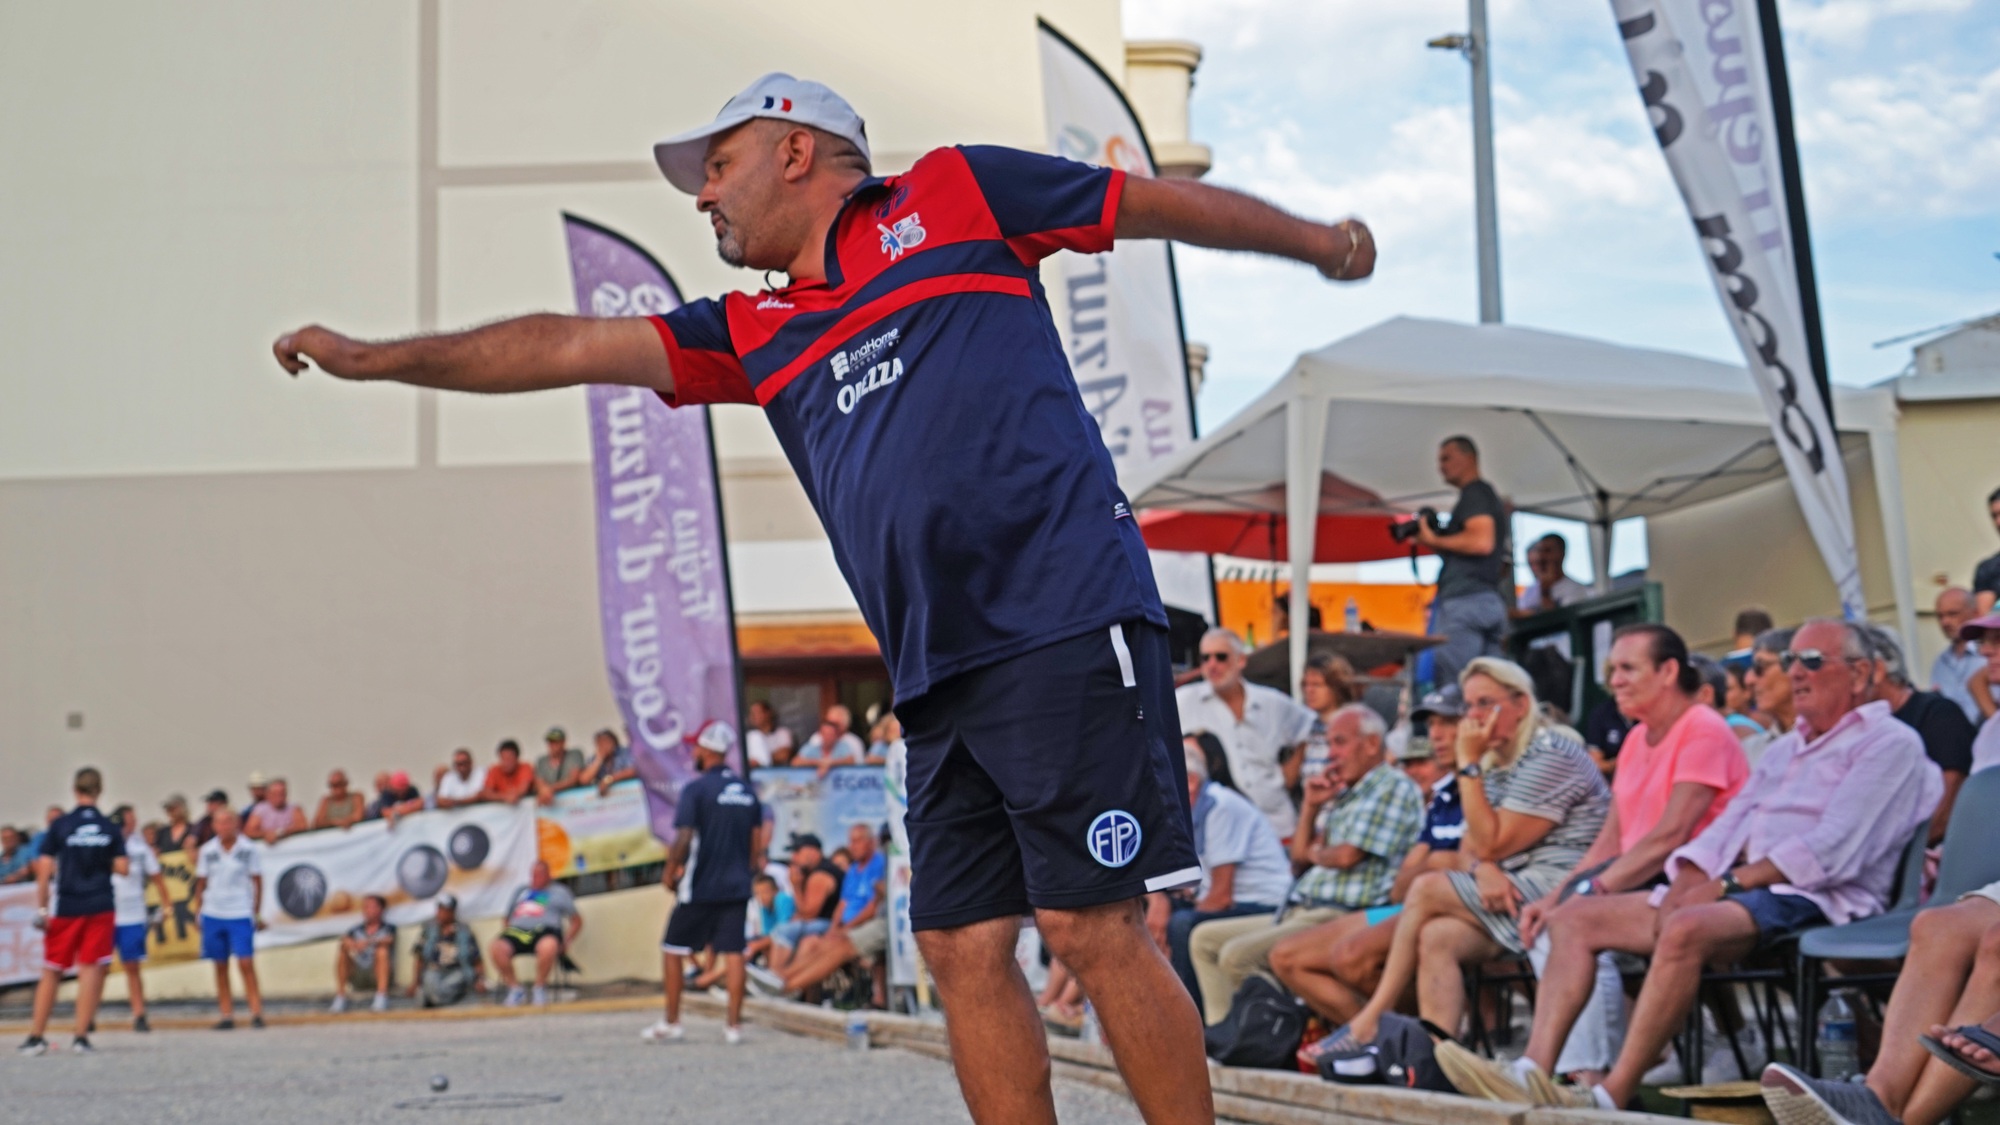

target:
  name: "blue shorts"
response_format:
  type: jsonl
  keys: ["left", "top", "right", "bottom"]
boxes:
{"left": 898, "top": 621, "right": 1200, "bottom": 930}
{"left": 1727, "top": 889, "right": 1828, "bottom": 947}
{"left": 769, "top": 918, "right": 831, "bottom": 949}
{"left": 200, "top": 915, "right": 256, "bottom": 961}
{"left": 1364, "top": 905, "right": 1404, "bottom": 926}
{"left": 115, "top": 922, "right": 149, "bottom": 964}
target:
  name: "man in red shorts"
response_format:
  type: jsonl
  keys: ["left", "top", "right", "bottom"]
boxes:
{"left": 20, "top": 767, "right": 129, "bottom": 1056}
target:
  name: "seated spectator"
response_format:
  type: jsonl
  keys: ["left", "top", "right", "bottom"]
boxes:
{"left": 744, "top": 700, "right": 794, "bottom": 768}
{"left": 765, "top": 834, "right": 842, "bottom": 975}
{"left": 1504, "top": 626, "right": 1748, "bottom": 1086}
{"left": 1151, "top": 738, "right": 1292, "bottom": 1009}
{"left": 534, "top": 728, "right": 586, "bottom": 802}
{"left": 241, "top": 772, "right": 270, "bottom": 822}
{"left": 1446, "top": 618, "right": 1941, "bottom": 1111}
{"left": 1294, "top": 652, "right": 1361, "bottom": 789}
{"left": 1965, "top": 612, "right": 2000, "bottom": 774}
{"left": 1579, "top": 696, "right": 1631, "bottom": 778}
{"left": 864, "top": 712, "right": 900, "bottom": 766}
{"left": 366, "top": 770, "right": 424, "bottom": 825}
{"left": 244, "top": 778, "right": 306, "bottom": 843}
{"left": 480, "top": 740, "right": 535, "bottom": 804}
{"left": 1188, "top": 703, "right": 1425, "bottom": 1025}
{"left": 1930, "top": 588, "right": 1988, "bottom": 723}
{"left": 489, "top": 859, "right": 581, "bottom": 1007}
{"left": 1718, "top": 662, "right": 1767, "bottom": 744}
{"left": 1177, "top": 627, "right": 1316, "bottom": 839}
{"left": 153, "top": 794, "right": 198, "bottom": 855}
{"left": 433, "top": 747, "right": 487, "bottom": 809}
{"left": 748, "top": 822, "right": 886, "bottom": 997}
{"left": 193, "top": 789, "right": 230, "bottom": 847}
{"left": 409, "top": 894, "right": 483, "bottom": 1008}
{"left": 330, "top": 894, "right": 396, "bottom": 1013}
{"left": 1186, "top": 730, "right": 1239, "bottom": 792}
{"left": 1514, "top": 533, "right": 1589, "bottom": 617}
{"left": 743, "top": 873, "right": 794, "bottom": 967}
{"left": 1273, "top": 693, "right": 1472, "bottom": 1023}
{"left": 1759, "top": 877, "right": 2000, "bottom": 1125}
{"left": 1865, "top": 625, "right": 1975, "bottom": 843}
{"left": 312, "top": 770, "right": 367, "bottom": 830}
{"left": 579, "top": 729, "right": 636, "bottom": 794}
{"left": 1738, "top": 626, "right": 1798, "bottom": 765}
{"left": 1334, "top": 656, "right": 1609, "bottom": 1054}
{"left": 0, "top": 825, "right": 31, "bottom": 884}
{"left": 794, "top": 706, "right": 866, "bottom": 778}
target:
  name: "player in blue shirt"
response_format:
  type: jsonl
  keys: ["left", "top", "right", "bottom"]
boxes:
{"left": 21, "top": 767, "right": 128, "bottom": 1056}
{"left": 274, "top": 73, "right": 1374, "bottom": 1124}
{"left": 645, "top": 721, "right": 767, "bottom": 1046}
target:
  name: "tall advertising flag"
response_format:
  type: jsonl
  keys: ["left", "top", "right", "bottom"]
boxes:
{"left": 1037, "top": 20, "right": 1211, "bottom": 618}
{"left": 1611, "top": 0, "right": 1864, "bottom": 618}
{"left": 564, "top": 214, "right": 742, "bottom": 840}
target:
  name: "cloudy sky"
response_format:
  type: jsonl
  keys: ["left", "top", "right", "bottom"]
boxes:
{"left": 1125, "top": 0, "right": 2000, "bottom": 433}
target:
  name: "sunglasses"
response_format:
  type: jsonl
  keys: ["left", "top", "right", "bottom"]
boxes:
{"left": 1199, "top": 652, "right": 1233, "bottom": 664}
{"left": 1778, "top": 648, "right": 1849, "bottom": 672}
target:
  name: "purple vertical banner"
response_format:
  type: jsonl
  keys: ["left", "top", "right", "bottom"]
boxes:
{"left": 562, "top": 213, "right": 741, "bottom": 843}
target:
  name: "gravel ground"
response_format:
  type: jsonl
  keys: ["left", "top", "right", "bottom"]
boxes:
{"left": 0, "top": 1006, "right": 1149, "bottom": 1125}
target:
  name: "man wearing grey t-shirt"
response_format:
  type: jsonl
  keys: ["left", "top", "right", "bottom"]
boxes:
{"left": 1415, "top": 436, "right": 1512, "bottom": 690}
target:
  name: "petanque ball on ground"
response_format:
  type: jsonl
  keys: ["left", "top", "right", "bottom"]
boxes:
{"left": 430, "top": 1075, "right": 449, "bottom": 1092}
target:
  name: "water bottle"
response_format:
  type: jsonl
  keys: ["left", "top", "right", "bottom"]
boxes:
{"left": 1079, "top": 1001, "right": 1101, "bottom": 1046}
{"left": 1344, "top": 597, "right": 1360, "bottom": 633}
{"left": 1817, "top": 990, "right": 1858, "bottom": 1080}
{"left": 846, "top": 1010, "right": 870, "bottom": 1052}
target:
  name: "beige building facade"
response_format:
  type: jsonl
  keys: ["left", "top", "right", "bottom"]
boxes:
{"left": 1, "top": 1, "right": 1215, "bottom": 823}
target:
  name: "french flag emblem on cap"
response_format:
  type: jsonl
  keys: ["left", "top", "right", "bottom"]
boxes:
{"left": 761, "top": 96, "right": 793, "bottom": 112}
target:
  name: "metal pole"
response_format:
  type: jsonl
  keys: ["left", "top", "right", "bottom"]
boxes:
{"left": 1469, "top": 0, "right": 1502, "bottom": 323}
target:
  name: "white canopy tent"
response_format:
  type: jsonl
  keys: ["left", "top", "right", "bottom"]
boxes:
{"left": 1128, "top": 317, "right": 1912, "bottom": 684}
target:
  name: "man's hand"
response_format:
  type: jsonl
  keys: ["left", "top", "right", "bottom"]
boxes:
{"left": 1518, "top": 893, "right": 1558, "bottom": 945}
{"left": 273, "top": 326, "right": 367, "bottom": 378}
{"left": 1316, "top": 220, "right": 1376, "bottom": 282}
{"left": 1302, "top": 771, "right": 1339, "bottom": 807}
{"left": 1473, "top": 861, "right": 1521, "bottom": 916}
{"left": 1116, "top": 176, "right": 1376, "bottom": 284}
{"left": 270, "top": 314, "right": 672, "bottom": 396}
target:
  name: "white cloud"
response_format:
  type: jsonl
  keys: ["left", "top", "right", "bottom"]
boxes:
{"left": 1795, "top": 64, "right": 2000, "bottom": 218}
{"left": 1784, "top": 0, "right": 1975, "bottom": 48}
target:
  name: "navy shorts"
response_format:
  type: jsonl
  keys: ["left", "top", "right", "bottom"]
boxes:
{"left": 662, "top": 899, "right": 748, "bottom": 955}
{"left": 1727, "top": 889, "right": 1828, "bottom": 947}
{"left": 898, "top": 620, "right": 1200, "bottom": 931}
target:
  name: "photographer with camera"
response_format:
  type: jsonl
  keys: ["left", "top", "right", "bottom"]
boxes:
{"left": 1412, "top": 436, "right": 1511, "bottom": 691}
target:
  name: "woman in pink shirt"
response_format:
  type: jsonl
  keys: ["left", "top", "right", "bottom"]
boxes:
{"left": 1505, "top": 624, "right": 1750, "bottom": 1086}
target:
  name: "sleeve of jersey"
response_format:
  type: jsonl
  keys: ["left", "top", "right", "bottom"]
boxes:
{"left": 649, "top": 300, "right": 757, "bottom": 408}
{"left": 956, "top": 145, "right": 1125, "bottom": 266}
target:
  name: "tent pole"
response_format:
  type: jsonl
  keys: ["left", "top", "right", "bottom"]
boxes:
{"left": 1286, "top": 392, "right": 1329, "bottom": 693}
{"left": 1866, "top": 423, "right": 1919, "bottom": 650}
{"left": 1588, "top": 519, "right": 1613, "bottom": 596}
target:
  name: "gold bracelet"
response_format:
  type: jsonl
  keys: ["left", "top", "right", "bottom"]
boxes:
{"left": 1336, "top": 219, "right": 1371, "bottom": 278}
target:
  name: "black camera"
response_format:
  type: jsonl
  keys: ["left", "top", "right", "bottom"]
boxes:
{"left": 1388, "top": 507, "right": 1440, "bottom": 544}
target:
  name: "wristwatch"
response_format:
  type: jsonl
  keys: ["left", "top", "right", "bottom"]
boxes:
{"left": 1457, "top": 762, "right": 1484, "bottom": 780}
{"left": 1719, "top": 872, "right": 1745, "bottom": 897}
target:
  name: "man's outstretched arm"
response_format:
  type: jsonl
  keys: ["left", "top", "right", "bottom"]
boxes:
{"left": 272, "top": 314, "right": 673, "bottom": 396}
{"left": 1115, "top": 176, "right": 1374, "bottom": 281}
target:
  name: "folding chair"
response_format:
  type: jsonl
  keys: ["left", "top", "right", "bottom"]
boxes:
{"left": 1463, "top": 955, "right": 1538, "bottom": 1056}
{"left": 1797, "top": 769, "right": 2000, "bottom": 1074}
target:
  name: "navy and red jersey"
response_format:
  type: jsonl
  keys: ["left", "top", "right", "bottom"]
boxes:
{"left": 651, "top": 145, "right": 1166, "bottom": 700}
{"left": 41, "top": 805, "right": 125, "bottom": 918}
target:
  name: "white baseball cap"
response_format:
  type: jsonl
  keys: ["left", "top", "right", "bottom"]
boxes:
{"left": 692, "top": 719, "right": 738, "bottom": 756}
{"left": 652, "top": 73, "right": 870, "bottom": 195}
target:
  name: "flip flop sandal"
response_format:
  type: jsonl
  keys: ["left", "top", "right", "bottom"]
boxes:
{"left": 1920, "top": 1025, "right": 2000, "bottom": 1088}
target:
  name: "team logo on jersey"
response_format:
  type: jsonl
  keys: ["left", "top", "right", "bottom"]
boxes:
{"left": 1086, "top": 810, "right": 1141, "bottom": 868}
{"left": 67, "top": 822, "right": 113, "bottom": 848}
{"left": 756, "top": 295, "right": 795, "bottom": 310}
{"left": 717, "top": 782, "right": 756, "bottom": 807}
{"left": 878, "top": 213, "right": 926, "bottom": 260}
{"left": 872, "top": 185, "right": 911, "bottom": 220}
{"left": 837, "top": 358, "right": 902, "bottom": 415}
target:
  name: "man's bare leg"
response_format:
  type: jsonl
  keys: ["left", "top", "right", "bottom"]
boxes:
{"left": 780, "top": 932, "right": 858, "bottom": 991}
{"left": 1523, "top": 894, "right": 1660, "bottom": 1073}
{"left": 1601, "top": 902, "right": 1756, "bottom": 1106}
{"left": 239, "top": 958, "right": 264, "bottom": 1019}
{"left": 533, "top": 935, "right": 559, "bottom": 986}
{"left": 374, "top": 949, "right": 391, "bottom": 995}
{"left": 1347, "top": 872, "right": 1455, "bottom": 1044}
{"left": 123, "top": 962, "right": 147, "bottom": 1020}
{"left": 214, "top": 960, "right": 235, "bottom": 1019}
{"left": 917, "top": 915, "right": 1057, "bottom": 1125}
{"left": 663, "top": 951, "right": 685, "bottom": 1024}
{"left": 1270, "top": 912, "right": 1376, "bottom": 1023}
{"left": 1868, "top": 899, "right": 1996, "bottom": 1118}
{"left": 1039, "top": 900, "right": 1214, "bottom": 1125}
{"left": 722, "top": 952, "right": 746, "bottom": 1028}
{"left": 1416, "top": 913, "right": 1503, "bottom": 1036}
{"left": 1900, "top": 909, "right": 2000, "bottom": 1125}
{"left": 490, "top": 941, "right": 518, "bottom": 989}
{"left": 72, "top": 963, "right": 107, "bottom": 1038}
{"left": 28, "top": 968, "right": 59, "bottom": 1040}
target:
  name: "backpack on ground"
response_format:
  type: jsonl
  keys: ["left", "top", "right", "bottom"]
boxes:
{"left": 1314, "top": 1011, "right": 1455, "bottom": 1092}
{"left": 1203, "top": 975, "right": 1308, "bottom": 1070}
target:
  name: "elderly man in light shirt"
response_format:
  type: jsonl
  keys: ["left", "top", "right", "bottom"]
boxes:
{"left": 1933, "top": 588, "right": 1997, "bottom": 725}
{"left": 1175, "top": 628, "right": 1315, "bottom": 838}
{"left": 1446, "top": 617, "right": 1941, "bottom": 1112}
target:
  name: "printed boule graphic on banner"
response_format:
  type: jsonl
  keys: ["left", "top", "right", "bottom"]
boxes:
{"left": 253, "top": 801, "right": 536, "bottom": 948}
{"left": 536, "top": 778, "right": 668, "bottom": 876}
{"left": 1611, "top": 0, "right": 1863, "bottom": 618}
{"left": 564, "top": 214, "right": 743, "bottom": 841}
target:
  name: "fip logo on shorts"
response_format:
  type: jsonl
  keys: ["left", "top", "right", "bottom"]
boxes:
{"left": 1086, "top": 810, "right": 1141, "bottom": 868}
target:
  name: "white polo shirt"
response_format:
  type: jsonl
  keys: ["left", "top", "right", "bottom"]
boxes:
{"left": 195, "top": 836, "right": 263, "bottom": 920}
{"left": 435, "top": 765, "right": 487, "bottom": 804}
{"left": 1176, "top": 679, "right": 1315, "bottom": 837}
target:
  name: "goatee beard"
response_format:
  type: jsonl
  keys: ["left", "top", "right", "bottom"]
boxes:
{"left": 716, "top": 231, "right": 746, "bottom": 268}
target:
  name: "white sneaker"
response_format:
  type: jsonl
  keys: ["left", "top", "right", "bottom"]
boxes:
{"left": 531, "top": 985, "right": 548, "bottom": 1007}
{"left": 503, "top": 985, "right": 525, "bottom": 1008}
{"left": 329, "top": 994, "right": 349, "bottom": 1014}
{"left": 371, "top": 992, "right": 389, "bottom": 1013}
{"left": 641, "top": 1020, "right": 684, "bottom": 1043}
{"left": 745, "top": 964, "right": 787, "bottom": 995}
{"left": 723, "top": 1025, "right": 743, "bottom": 1046}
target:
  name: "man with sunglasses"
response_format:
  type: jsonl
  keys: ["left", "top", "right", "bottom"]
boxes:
{"left": 1447, "top": 617, "right": 1940, "bottom": 1111}
{"left": 1176, "top": 629, "right": 1316, "bottom": 839}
